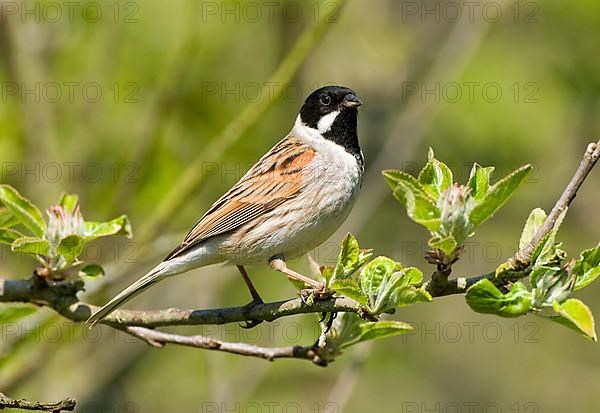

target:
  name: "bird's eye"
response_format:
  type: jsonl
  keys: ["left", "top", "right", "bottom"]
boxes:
{"left": 319, "top": 94, "right": 332, "bottom": 106}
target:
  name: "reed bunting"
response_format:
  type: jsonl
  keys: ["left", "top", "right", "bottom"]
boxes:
{"left": 88, "top": 85, "right": 364, "bottom": 325}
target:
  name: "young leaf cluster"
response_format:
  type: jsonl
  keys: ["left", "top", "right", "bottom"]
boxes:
{"left": 383, "top": 149, "right": 599, "bottom": 342}
{"left": 325, "top": 234, "right": 431, "bottom": 315}
{"left": 318, "top": 312, "right": 413, "bottom": 362}
{"left": 0, "top": 185, "right": 132, "bottom": 278}
{"left": 315, "top": 234, "right": 431, "bottom": 355}
{"left": 383, "top": 149, "right": 533, "bottom": 258}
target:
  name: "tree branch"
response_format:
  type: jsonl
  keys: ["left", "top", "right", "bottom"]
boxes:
{"left": 0, "top": 393, "right": 76, "bottom": 412}
{"left": 0, "top": 276, "right": 360, "bottom": 327}
{"left": 0, "top": 275, "right": 353, "bottom": 365}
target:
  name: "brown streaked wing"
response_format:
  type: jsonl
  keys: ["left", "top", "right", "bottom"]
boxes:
{"left": 165, "top": 136, "right": 316, "bottom": 260}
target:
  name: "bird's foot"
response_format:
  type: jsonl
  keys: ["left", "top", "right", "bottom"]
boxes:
{"left": 240, "top": 297, "right": 265, "bottom": 329}
{"left": 319, "top": 311, "right": 338, "bottom": 334}
{"left": 300, "top": 282, "right": 333, "bottom": 305}
{"left": 323, "top": 312, "right": 337, "bottom": 334}
{"left": 241, "top": 319, "right": 263, "bottom": 329}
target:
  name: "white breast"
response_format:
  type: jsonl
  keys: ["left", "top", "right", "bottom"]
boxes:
{"left": 291, "top": 115, "right": 363, "bottom": 217}
{"left": 223, "top": 116, "right": 363, "bottom": 265}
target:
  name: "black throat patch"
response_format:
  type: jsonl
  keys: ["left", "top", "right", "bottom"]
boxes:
{"left": 322, "top": 108, "right": 364, "bottom": 169}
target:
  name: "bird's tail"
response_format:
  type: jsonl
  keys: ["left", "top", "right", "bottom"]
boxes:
{"left": 87, "top": 263, "right": 168, "bottom": 327}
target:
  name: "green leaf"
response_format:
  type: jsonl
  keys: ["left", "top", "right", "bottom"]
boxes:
{"left": 11, "top": 237, "right": 50, "bottom": 256}
{"left": 354, "top": 320, "right": 413, "bottom": 343}
{"left": 531, "top": 209, "right": 567, "bottom": 267}
{"left": 418, "top": 149, "right": 453, "bottom": 200}
{"left": 383, "top": 168, "right": 443, "bottom": 232}
{"left": 529, "top": 265, "right": 561, "bottom": 289}
{"left": 573, "top": 244, "right": 600, "bottom": 291}
{"left": 467, "top": 163, "right": 495, "bottom": 201}
{"left": 391, "top": 182, "right": 441, "bottom": 232}
{"left": 328, "top": 314, "right": 412, "bottom": 351}
{"left": 494, "top": 260, "right": 514, "bottom": 277}
{"left": 332, "top": 233, "right": 373, "bottom": 280}
{"left": 334, "top": 233, "right": 359, "bottom": 278}
{"left": 360, "top": 257, "right": 401, "bottom": 299}
{"left": 59, "top": 193, "right": 79, "bottom": 215}
{"left": 382, "top": 170, "right": 434, "bottom": 203}
{"left": 0, "top": 304, "right": 37, "bottom": 323}
{"left": 519, "top": 208, "right": 547, "bottom": 250}
{"left": 78, "top": 264, "right": 105, "bottom": 278}
{"left": 320, "top": 266, "right": 334, "bottom": 285}
{"left": 393, "top": 286, "right": 432, "bottom": 307}
{"left": 400, "top": 267, "right": 423, "bottom": 285}
{"left": 57, "top": 234, "right": 84, "bottom": 263}
{"left": 385, "top": 268, "right": 427, "bottom": 309}
{"left": 331, "top": 279, "right": 368, "bottom": 305}
{"left": 360, "top": 257, "right": 405, "bottom": 314}
{"left": 326, "top": 312, "right": 361, "bottom": 348}
{"left": 0, "top": 208, "right": 19, "bottom": 228}
{"left": 530, "top": 266, "right": 574, "bottom": 306}
{"left": 360, "top": 262, "right": 425, "bottom": 314}
{"left": 466, "top": 279, "right": 532, "bottom": 318}
{"left": 550, "top": 299, "right": 597, "bottom": 341}
{"left": 333, "top": 314, "right": 414, "bottom": 350}
{"left": 469, "top": 165, "right": 533, "bottom": 227}
{"left": 428, "top": 235, "right": 458, "bottom": 256}
{"left": 0, "top": 228, "right": 23, "bottom": 246}
{"left": 0, "top": 185, "right": 46, "bottom": 237}
{"left": 575, "top": 268, "right": 600, "bottom": 292}
{"left": 83, "top": 214, "right": 132, "bottom": 240}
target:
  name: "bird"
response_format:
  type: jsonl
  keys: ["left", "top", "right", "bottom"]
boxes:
{"left": 87, "top": 85, "right": 364, "bottom": 326}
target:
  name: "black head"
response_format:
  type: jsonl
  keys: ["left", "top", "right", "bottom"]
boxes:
{"left": 298, "top": 86, "right": 363, "bottom": 166}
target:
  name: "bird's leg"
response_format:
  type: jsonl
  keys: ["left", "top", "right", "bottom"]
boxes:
{"left": 269, "top": 257, "right": 332, "bottom": 305}
{"left": 237, "top": 265, "right": 264, "bottom": 329}
{"left": 269, "top": 257, "right": 323, "bottom": 289}
{"left": 237, "top": 265, "right": 264, "bottom": 304}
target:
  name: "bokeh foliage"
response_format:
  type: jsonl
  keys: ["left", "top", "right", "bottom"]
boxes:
{"left": 1, "top": 0, "right": 600, "bottom": 412}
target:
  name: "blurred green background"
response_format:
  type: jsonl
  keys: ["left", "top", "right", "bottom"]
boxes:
{"left": 1, "top": 0, "right": 599, "bottom": 412}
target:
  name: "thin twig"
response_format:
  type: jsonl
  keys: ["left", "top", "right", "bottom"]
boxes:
{"left": 513, "top": 139, "right": 600, "bottom": 267}
{"left": 123, "top": 326, "right": 320, "bottom": 364}
{"left": 0, "top": 392, "right": 76, "bottom": 412}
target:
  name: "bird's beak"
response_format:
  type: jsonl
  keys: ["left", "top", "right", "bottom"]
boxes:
{"left": 342, "top": 93, "right": 362, "bottom": 108}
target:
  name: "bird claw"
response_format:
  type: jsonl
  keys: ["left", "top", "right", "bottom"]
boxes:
{"left": 300, "top": 291, "right": 311, "bottom": 305}
{"left": 319, "top": 311, "right": 327, "bottom": 323}
{"left": 240, "top": 319, "right": 263, "bottom": 329}
{"left": 310, "top": 311, "right": 338, "bottom": 354}
{"left": 323, "top": 311, "right": 338, "bottom": 334}
{"left": 300, "top": 282, "right": 332, "bottom": 305}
